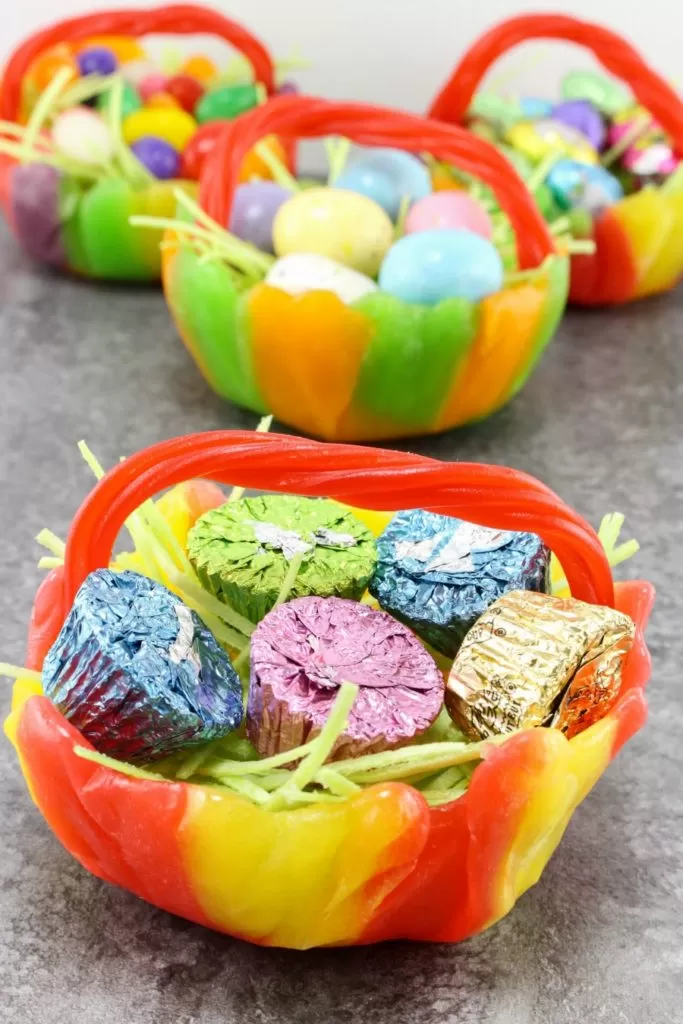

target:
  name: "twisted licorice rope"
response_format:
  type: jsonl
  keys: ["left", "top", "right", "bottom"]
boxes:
{"left": 0, "top": 3, "right": 276, "bottom": 121}
{"left": 63, "top": 431, "right": 615, "bottom": 609}
{"left": 428, "top": 13, "right": 683, "bottom": 153}
{"left": 198, "top": 94, "right": 555, "bottom": 271}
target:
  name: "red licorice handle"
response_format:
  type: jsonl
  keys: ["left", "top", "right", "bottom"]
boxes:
{"left": 63, "top": 431, "right": 615, "bottom": 609}
{"left": 429, "top": 13, "right": 683, "bottom": 153}
{"left": 0, "top": 3, "right": 276, "bottom": 121}
{"left": 198, "top": 94, "right": 555, "bottom": 271}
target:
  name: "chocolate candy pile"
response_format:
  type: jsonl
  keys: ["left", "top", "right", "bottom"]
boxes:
{"left": 41, "top": 494, "right": 636, "bottom": 774}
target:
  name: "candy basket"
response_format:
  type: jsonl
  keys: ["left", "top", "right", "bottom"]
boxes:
{"left": 4, "top": 430, "right": 654, "bottom": 949}
{"left": 0, "top": 4, "right": 284, "bottom": 282}
{"left": 429, "top": 13, "right": 683, "bottom": 306}
{"left": 162, "top": 95, "right": 569, "bottom": 442}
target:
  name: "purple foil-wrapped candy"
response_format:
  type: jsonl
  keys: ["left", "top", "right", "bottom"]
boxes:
{"left": 248, "top": 596, "right": 444, "bottom": 760}
{"left": 552, "top": 100, "right": 606, "bottom": 150}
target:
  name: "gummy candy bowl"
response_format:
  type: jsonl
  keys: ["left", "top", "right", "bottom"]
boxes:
{"left": 0, "top": 4, "right": 292, "bottom": 282}
{"left": 3, "top": 430, "right": 654, "bottom": 949}
{"left": 158, "top": 95, "right": 570, "bottom": 442}
{"left": 429, "top": 13, "right": 683, "bottom": 306}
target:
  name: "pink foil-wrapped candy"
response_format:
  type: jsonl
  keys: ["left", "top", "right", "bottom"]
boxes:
{"left": 247, "top": 596, "right": 444, "bottom": 759}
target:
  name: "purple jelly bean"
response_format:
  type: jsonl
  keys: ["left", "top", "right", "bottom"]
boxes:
{"left": 10, "top": 164, "right": 67, "bottom": 268}
{"left": 228, "top": 181, "right": 291, "bottom": 252}
{"left": 552, "top": 99, "right": 606, "bottom": 150}
{"left": 277, "top": 81, "right": 299, "bottom": 96}
{"left": 131, "top": 136, "right": 181, "bottom": 180}
{"left": 76, "top": 46, "right": 119, "bottom": 77}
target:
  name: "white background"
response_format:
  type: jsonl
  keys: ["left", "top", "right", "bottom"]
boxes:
{"left": 2, "top": 0, "right": 678, "bottom": 113}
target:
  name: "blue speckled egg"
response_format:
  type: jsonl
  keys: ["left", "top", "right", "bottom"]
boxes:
{"left": 378, "top": 229, "right": 504, "bottom": 305}
{"left": 520, "top": 96, "right": 554, "bottom": 119}
{"left": 336, "top": 148, "right": 431, "bottom": 219}
{"left": 547, "top": 159, "right": 623, "bottom": 215}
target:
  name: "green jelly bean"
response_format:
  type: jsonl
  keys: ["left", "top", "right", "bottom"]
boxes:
{"left": 194, "top": 83, "right": 259, "bottom": 123}
{"left": 169, "top": 242, "right": 267, "bottom": 413}
{"left": 97, "top": 82, "right": 142, "bottom": 119}
{"left": 350, "top": 293, "right": 478, "bottom": 430}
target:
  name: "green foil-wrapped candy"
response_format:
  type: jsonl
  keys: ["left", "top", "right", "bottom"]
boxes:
{"left": 187, "top": 496, "right": 377, "bottom": 622}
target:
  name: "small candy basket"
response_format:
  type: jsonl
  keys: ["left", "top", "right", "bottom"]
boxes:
{"left": 3, "top": 430, "right": 653, "bottom": 950}
{"left": 158, "top": 95, "right": 569, "bottom": 442}
{"left": 0, "top": 4, "right": 291, "bottom": 282}
{"left": 429, "top": 13, "right": 683, "bottom": 306}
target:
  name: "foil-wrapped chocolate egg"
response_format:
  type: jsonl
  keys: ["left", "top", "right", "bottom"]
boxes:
{"left": 546, "top": 159, "right": 623, "bottom": 215}
{"left": 41, "top": 569, "right": 243, "bottom": 763}
{"left": 247, "top": 596, "right": 444, "bottom": 758}
{"left": 506, "top": 119, "right": 598, "bottom": 165}
{"left": 369, "top": 510, "right": 550, "bottom": 658}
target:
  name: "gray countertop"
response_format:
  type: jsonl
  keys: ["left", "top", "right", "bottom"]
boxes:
{"left": 1, "top": 224, "right": 681, "bottom": 1024}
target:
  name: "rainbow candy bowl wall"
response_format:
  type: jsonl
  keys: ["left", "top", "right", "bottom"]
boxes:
{"left": 2, "top": 432, "right": 654, "bottom": 950}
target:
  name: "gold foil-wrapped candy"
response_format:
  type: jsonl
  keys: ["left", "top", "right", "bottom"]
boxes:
{"left": 445, "top": 590, "right": 635, "bottom": 740}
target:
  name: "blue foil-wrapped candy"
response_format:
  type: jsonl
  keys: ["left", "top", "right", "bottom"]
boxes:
{"left": 369, "top": 511, "right": 550, "bottom": 658}
{"left": 42, "top": 569, "right": 243, "bottom": 763}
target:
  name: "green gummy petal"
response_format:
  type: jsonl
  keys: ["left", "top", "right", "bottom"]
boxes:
{"left": 76, "top": 178, "right": 151, "bottom": 280}
{"left": 350, "top": 293, "right": 478, "bottom": 429}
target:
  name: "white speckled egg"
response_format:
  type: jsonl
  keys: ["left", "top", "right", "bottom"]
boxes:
{"left": 266, "top": 253, "right": 378, "bottom": 304}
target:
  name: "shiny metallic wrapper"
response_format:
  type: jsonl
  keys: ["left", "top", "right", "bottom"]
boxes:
{"left": 188, "top": 495, "right": 377, "bottom": 624}
{"left": 369, "top": 510, "right": 550, "bottom": 658}
{"left": 445, "top": 590, "right": 635, "bottom": 740}
{"left": 247, "top": 596, "right": 444, "bottom": 760}
{"left": 42, "top": 569, "right": 243, "bottom": 763}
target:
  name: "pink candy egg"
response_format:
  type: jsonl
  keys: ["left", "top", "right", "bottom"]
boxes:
{"left": 139, "top": 73, "right": 169, "bottom": 103}
{"left": 405, "top": 191, "right": 493, "bottom": 240}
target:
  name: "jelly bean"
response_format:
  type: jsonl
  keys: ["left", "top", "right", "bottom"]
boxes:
{"left": 561, "top": 70, "right": 632, "bottom": 117}
{"left": 77, "top": 46, "right": 118, "bottom": 77}
{"left": 146, "top": 92, "right": 181, "bottom": 110}
{"left": 379, "top": 229, "right": 503, "bottom": 305}
{"left": 520, "top": 97, "right": 553, "bottom": 119}
{"left": 29, "top": 46, "right": 78, "bottom": 92}
{"left": 96, "top": 81, "right": 142, "bottom": 119}
{"left": 195, "top": 83, "right": 260, "bottom": 123}
{"left": 266, "top": 253, "right": 378, "bottom": 303}
{"left": 181, "top": 55, "right": 218, "bottom": 83}
{"left": 121, "top": 59, "right": 158, "bottom": 88}
{"left": 166, "top": 74, "right": 205, "bottom": 114}
{"left": 123, "top": 108, "right": 197, "bottom": 150}
{"left": 229, "top": 182, "right": 291, "bottom": 252}
{"left": 277, "top": 81, "right": 299, "bottom": 96}
{"left": 337, "top": 149, "right": 431, "bottom": 220}
{"left": 335, "top": 165, "right": 400, "bottom": 218}
{"left": 506, "top": 119, "right": 598, "bottom": 165}
{"left": 273, "top": 188, "right": 394, "bottom": 276}
{"left": 546, "top": 159, "right": 623, "bottom": 215}
{"left": 130, "top": 136, "right": 181, "bottom": 180}
{"left": 52, "top": 108, "right": 113, "bottom": 165}
{"left": 405, "top": 191, "right": 493, "bottom": 239}
{"left": 139, "top": 73, "right": 169, "bottom": 103}
{"left": 552, "top": 100, "right": 605, "bottom": 150}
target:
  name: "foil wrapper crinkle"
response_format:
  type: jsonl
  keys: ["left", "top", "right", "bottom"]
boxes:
{"left": 42, "top": 569, "right": 243, "bottom": 763}
{"left": 187, "top": 495, "right": 377, "bottom": 623}
{"left": 446, "top": 589, "right": 635, "bottom": 740}
{"left": 248, "top": 596, "right": 444, "bottom": 759}
{"left": 369, "top": 510, "right": 550, "bottom": 658}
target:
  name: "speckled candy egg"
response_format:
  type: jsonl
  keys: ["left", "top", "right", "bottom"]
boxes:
{"left": 552, "top": 100, "right": 606, "bottom": 150}
{"left": 272, "top": 188, "right": 394, "bottom": 276}
{"left": 378, "top": 229, "right": 504, "bottom": 305}
{"left": 405, "top": 191, "right": 493, "bottom": 239}
{"left": 266, "top": 253, "right": 378, "bottom": 303}
{"left": 52, "top": 107, "right": 114, "bottom": 165}
{"left": 229, "top": 182, "right": 291, "bottom": 252}
{"left": 335, "top": 148, "right": 431, "bottom": 219}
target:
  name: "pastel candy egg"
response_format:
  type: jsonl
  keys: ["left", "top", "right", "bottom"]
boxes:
{"left": 506, "top": 119, "right": 598, "bottom": 165}
{"left": 273, "top": 188, "right": 394, "bottom": 276}
{"left": 76, "top": 46, "right": 118, "bottom": 77}
{"left": 130, "top": 136, "right": 181, "bottom": 179}
{"left": 336, "top": 149, "right": 431, "bottom": 219}
{"left": 378, "top": 229, "right": 503, "bottom": 305}
{"left": 520, "top": 96, "right": 553, "bottom": 119}
{"left": 405, "top": 191, "right": 493, "bottom": 239}
{"left": 195, "top": 83, "right": 259, "bottom": 123}
{"left": 52, "top": 108, "right": 114, "bottom": 165}
{"left": 122, "top": 107, "right": 197, "bottom": 150}
{"left": 469, "top": 93, "right": 522, "bottom": 127}
{"left": 561, "top": 70, "right": 632, "bottom": 117}
{"left": 266, "top": 253, "right": 378, "bottom": 304}
{"left": 229, "top": 182, "right": 291, "bottom": 252}
{"left": 547, "top": 159, "right": 623, "bottom": 215}
{"left": 139, "top": 72, "right": 168, "bottom": 103}
{"left": 334, "top": 165, "right": 400, "bottom": 218}
{"left": 551, "top": 100, "right": 605, "bottom": 150}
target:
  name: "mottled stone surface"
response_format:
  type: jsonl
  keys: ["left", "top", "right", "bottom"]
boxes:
{"left": 0, "top": 224, "right": 681, "bottom": 1023}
